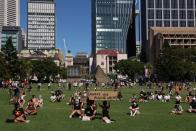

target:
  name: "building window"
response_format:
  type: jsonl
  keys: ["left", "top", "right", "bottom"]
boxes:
{"left": 164, "top": 21, "right": 170, "bottom": 27}
{"left": 187, "top": 0, "right": 193, "bottom": 8}
{"left": 101, "top": 62, "right": 104, "bottom": 65}
{"left": 187, "top": 21, "right": 194, "bottom": 27}
{"left": 148, "top": 0, "right": 154, "bottom": 8}
{"left": 155, "top": 0, "right": 162, "bottom": 8}
{"left": 179, "top": 10, "right": 186, "bottom": 19}
{"left": 179, "top": 0, "right": 186, "bottom": 8}
{"left": 172, "top": 21, "right": 178, "bottom": 27}
{"left": 171, "top": 10, "right": 178, "bottom": 19}
{"left": 171, "top": 0, "right": 178, "bottom": 8}
{"left": 180, "top": 21, "right": 186, "bottom": 27}
{"left": 187, "top": 10, "right": 194, "bottom": 19}
{"left": 148, "top": 10, "right": 154, "bottom": 19}
{"left": 163, "top": 0, "right": 170, "bottom": 8}
{"left": 148, "top": 20, "right": 154, "bottom": 27}
{"left": 156, "top": 10, "right": 162, "bottom": 19}
{"left": 164, "top": 10, "right": 170, "bottom": 19}
{"left": 156, "top": 21, "right": 162, "bottom": 27}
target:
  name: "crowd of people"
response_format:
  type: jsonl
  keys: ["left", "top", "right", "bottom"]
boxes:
{"left": 2, "top": 79, "right": 196, "bottom": 125}
{"left": 5, "top": 84, "right": 44, "bottom": 124}
{"left": 66, "top": 91, "right": 114, "bottom": 123}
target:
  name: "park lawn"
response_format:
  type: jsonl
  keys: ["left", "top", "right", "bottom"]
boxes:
{"left": 0, "top": 84, "right": 196, "bottom": 131}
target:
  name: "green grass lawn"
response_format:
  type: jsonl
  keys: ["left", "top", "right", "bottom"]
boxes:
{"left": 0, "top": 84, "right": 196, "bottom": 131}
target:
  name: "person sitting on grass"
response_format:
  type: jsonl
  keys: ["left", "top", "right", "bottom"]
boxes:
{"left": 37, "top": 95, "right": 43, "bottom": 108}
{"left": 129, "top": 101, "right": 140, "bottom": 117}
{"left": 171, "top": 93, "right": 183, "bottom": 115}
{"left": 25, "top": 99, "right": 37, "bottom": 115}
{"left": 188, "top": 97, "right": 196, "bottom": 113}
{"left": 82, "top": 100, "right": 96, "bottom": 121}
{"left": 18, "top": 92, "right": 26, "bottom": 108}
{"left": 55, "top": 89, "right": 64, "bottom": 102}
{"left": 69, "top": 98, "right": 83, "bottom": 118}
{"left": 12, "top": 102, "right": 30, "bottom": 123}
{"left": 163, "top": 94, "right": 170, "bottom": 102}
{"left": 66, "top": 95, "right": 75, "bottom": 105}
{"left": 50, "top": 93, "right": 56, "bottom": 102}
{"left": 99, "top": 101, "right": 113, "bottom": 124}
{"left": 32, "top": 95, "right": 39, "bottom": 107}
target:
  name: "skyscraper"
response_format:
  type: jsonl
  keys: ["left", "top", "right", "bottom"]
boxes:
{"left": 0, "top": 0, "right": 20, "bottom": 28}
{"left": 92, "top": 0, "right": 134, "bottom": 55}
{"left": 141, "top": 0, "right": 196, "bottom": 60}
{"left": 27, "top": 0, "right": 56, "bottom": 50}
{"left": 0, "top": 0, "right": 20, "bottom": 50}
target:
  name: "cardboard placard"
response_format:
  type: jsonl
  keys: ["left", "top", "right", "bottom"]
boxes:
{"left": 88, "top": 91, "right": 118, "bottom": 100}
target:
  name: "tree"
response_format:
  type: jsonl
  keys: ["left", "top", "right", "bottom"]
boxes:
{"left": 1, "top": 37, "right": 19, "bottom": 79}
{"left": 18, "top": 60, "right": 33, "bottom": 80}
{"left": 154, "top": 45, "right": 196, "bottom": 81}
{"left": 0, "top": 52, "right": 7, "bottom": 79}
{"left": 31, "top": 59, "right": 59, "bottom": 82}
{"left": 115, "top": 59, "right": 144, "bottom": 80}
{"left": 59, "top": 67, "right": 67, "bottom": 79}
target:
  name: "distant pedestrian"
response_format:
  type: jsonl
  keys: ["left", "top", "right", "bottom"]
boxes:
{"left": 37, "top": 83, "right": 41, "bottom": 91}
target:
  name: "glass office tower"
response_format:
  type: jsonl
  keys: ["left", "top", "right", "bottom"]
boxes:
{"left": 27, "top": 0, "right": 56, "bottom": 50}
{"left": 92, "top": 0, "right": 134, "bottom": 54}
{"left": 141, "top": 0, "right": 196, "bottom": 56}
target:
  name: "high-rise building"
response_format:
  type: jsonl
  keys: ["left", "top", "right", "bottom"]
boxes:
{"left": 21, "top": 28, "right": 27, "bottom": 49}
{"left": 27, "top": 0, "right": 56, "bottom": 50}
{"left": 141, "top": 0, "right": 196, "bottom": 60}
{"left": 0, "top": 0, "right": 5, "bottom": 29}
{"left": 92, "top": 0, "right": 134, "bottom": 55}
{"left": 0, "top": 0, "right": 20, "bottom": 51}
{"left": 0, "top": 0, "right": 20, "bottom": 28}
{"left": 1, "top": 26, "right": 22, "bottom": 52}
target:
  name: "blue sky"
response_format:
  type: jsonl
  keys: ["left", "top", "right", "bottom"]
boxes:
{"left": 20, "top": 0, "right": 91, "bottom": 56}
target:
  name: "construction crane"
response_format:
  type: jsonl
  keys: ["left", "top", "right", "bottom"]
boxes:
{"left": 63, "top": 38, "right": 68, "bottom": 56}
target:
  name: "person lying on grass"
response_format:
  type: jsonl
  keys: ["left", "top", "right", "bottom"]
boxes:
{"left": 69, "top": 98, "right": 83, "bottom": 118}
{"left": 99, "top": 101, "right": 113, "bottom": 124}
{"left": 188, "top": 97, "right": 196, "bottom": 113}
{"left": 12, "top": 102, "right": 30, "bottom": 123}
{"left": 25, "top": 99, "right": 37, "bottom": 115}
{"left": 171, "top": 93, "right": 183, "bottom": 115}
{"left": 129, "top": 101, "right": 140, "bottom": 117}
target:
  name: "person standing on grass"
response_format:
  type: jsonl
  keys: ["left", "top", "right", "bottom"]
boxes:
{"left": 99, "top": 101, "right": 113, "bottom": 123}
{"left": 37, "top": 82, "right": 41, "bottom": 91}
{"left": 48, "top": 81, "right": 51, "bottom": 90}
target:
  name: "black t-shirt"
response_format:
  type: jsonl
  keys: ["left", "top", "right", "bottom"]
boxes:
{"left": 190, "top": 101, "right": 196, "bottom": 109}
{"left": 102, "top": 106, "right": 109, "bottom": 117}
{"left": 85, "top": 105, "right": 93, "bottom": 116}
{"left": 74, "top": 101, "right": 81, "bottom": 110}
{"left": 175, "top": 100, "right": 180, "bottom": 104}
{"left": 14, "top": 88, "right": 20, "bottom": 97}
{"left": 132, "top": 103, "right": 139, "bottom": 109}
